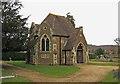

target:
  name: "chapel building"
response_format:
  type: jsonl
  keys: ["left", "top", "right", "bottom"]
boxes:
{"left": 27, "top": 13, "right": 89, "bottom": 65}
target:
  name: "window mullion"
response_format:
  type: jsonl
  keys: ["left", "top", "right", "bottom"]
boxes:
{"left": 45, "top": 38, "right": 46, "bottom": 51}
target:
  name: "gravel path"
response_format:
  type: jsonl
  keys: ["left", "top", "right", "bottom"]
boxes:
{"left": 2, "top": 62, "right": 118, "bottom": 82}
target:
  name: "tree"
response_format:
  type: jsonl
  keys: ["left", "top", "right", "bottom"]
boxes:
{"left": 66, "top": 12, "right": 75, "bottom": 27}
{"left": 95, "top": 48, "right": 105, "bottom": 56}
{"left": 114, "top": 38, "right": 120, "bottom": 45}
{"left": 2, "top": 0, "right": 29, "bottom": 51}
{"left": 114, "top": 38, "right": 120, "bottom": 55}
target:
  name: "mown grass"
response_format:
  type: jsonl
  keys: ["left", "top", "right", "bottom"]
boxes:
{"left": 90, "top": 58, "right": 120, "bottom": 63}
{"left": 88, "top": 61, "right": 119, "bottom": 66}
{"left": 101, "top": 70, "right": 119, "bottom": 82}
{"left": 89, "top": 58, "right": 119, "bottom": 66}
{"left": 2, "top": 69, "right": 31, "bottom": 82}
{"left": 112, "top": 58, "right": 120, "bottom": 62}
{"left": 6, "top": 61, "right": 80, "bottom": 78}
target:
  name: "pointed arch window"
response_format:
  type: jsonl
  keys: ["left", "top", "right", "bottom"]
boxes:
{"left": 41, "top": 35, "right": 50, "bottom": 51}
{"left": 46, "top": 38, "right": 49, "bottom": 51}
{"left": 42, "top": 39, "right": 45, "bottom": 51}
{"left": 77, "top": 44, "right": 83, "bottom": 50}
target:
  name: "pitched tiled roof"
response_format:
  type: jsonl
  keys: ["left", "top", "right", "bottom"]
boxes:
{"left": 43, "top": 13, "right": 76, "bottom": 36}
{"left": 32, "top": 13, "right": 87, "bottom": 50}
{"left": 44, "top": 13, "right": 87, "bottom": 50}
{"left": 63, "top": 28, "right": 80, "bottom": 50}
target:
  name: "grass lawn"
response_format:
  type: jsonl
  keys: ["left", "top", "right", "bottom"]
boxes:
{"left": 6, "top": 61, "right": 80, "bottom": 78}
{"left": 88, "top": 61, "right": 119, "bottom": 66}
{"left": 112, "top": 58, "right": 120, "bottom": 62}
{"left": 90, "top": 58, "right": 120, "bottom": 63}
{"left": 2, "top": 69, "right": 31, "bottom": 82}
{"left": 101, "top": 70, "right": 119, "bottom": 82}
{"left": 89, "top": 58, "right": 119, "bottom": 66}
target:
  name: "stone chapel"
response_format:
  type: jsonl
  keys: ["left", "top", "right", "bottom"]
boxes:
{"left": 27, "top": 13, "right": 89, "bottom": 65}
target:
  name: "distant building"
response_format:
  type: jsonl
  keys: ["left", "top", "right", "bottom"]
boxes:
{"left": 88, "top": 44, "right": 118, "bottom": 57}
{"left": 27, "top": 13, "right": 89, "bottom": 65}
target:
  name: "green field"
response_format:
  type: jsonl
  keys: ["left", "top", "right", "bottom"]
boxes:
{"left": 112, "top": 58, "right": 120, "bottom": 62}
{"left": 89, "top": 58, "right": 119, "bottom": 66}
{"left": 6, "top": 61, "right": 80, "bottom": 78}
{"left": 88, "top": 61, "right": 119, "bottom": 66}
{"left": 2, "top": 69, "right": 30, "bottom": 82}
{"left": 89, "top": 58, "right": 120, "bottom": 63}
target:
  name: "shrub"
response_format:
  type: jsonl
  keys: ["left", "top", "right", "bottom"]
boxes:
{"left": 2, "top": 51, "right": 27, "bottom": 61}
{"left": 95, "top": 48, "right": 105, "bottom": 56}
{"left": 113, "top": 69, "right": 120, "bottom": 79}
{"left": 89, "top": 53, "right": 96, "bottom": 59}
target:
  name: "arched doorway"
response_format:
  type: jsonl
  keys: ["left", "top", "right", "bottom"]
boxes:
{"left": 77, "top": 44, "right": 83, "bottom": 63}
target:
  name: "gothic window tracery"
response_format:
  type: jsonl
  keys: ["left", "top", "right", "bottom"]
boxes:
{"left": 41, "top": 35, "right": 50, "bottom": 51}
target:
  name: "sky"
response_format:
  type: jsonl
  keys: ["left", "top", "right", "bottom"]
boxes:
{"left": 18, "top": 0, "right": 118, "bottom": 45}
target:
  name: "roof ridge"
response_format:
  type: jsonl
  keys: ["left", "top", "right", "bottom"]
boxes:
{"left": 49, "top": 13, "right": 65, "bottom": 17}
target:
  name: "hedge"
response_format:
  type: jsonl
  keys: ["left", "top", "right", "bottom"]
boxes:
{"left": 89, "top": 53, "right": 96, "bottom": 59}
{"left": 2, "top": 51, "right": 27, "bottom": 61}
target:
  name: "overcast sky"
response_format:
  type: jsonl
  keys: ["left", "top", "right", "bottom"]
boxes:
{"left": 19, "top": 0, "right": 118, "bottom": 45}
